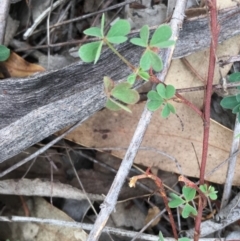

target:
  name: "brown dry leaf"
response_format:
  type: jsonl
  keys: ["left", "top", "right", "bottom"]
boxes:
{"left": 0, "top": 51, "right": 45, "bottom": 78}
{"left": 145, "top": 206, "right": 161, "bottom": 228}
{"left": 62, "top": 100, "right": 238, "bottom": 185}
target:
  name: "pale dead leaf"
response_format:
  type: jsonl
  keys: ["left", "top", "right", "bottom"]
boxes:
{"left": 111, "top": 201, "right": 145, "bottom": 230}
{"left": 145, "top": 206, "right": 161, "bottom": 228}
{"left": 62, "top": 101, "right": 237, "bottom": 185}
{"left": 0, "top": 51, "right": 45, "bottom": 78}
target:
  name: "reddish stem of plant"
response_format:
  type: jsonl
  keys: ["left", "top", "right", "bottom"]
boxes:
{"left": 194, "top": 1, "right": 218, "bottom": 240}
{"left": 130, "top": 169, "right": 178, "bottom": 240}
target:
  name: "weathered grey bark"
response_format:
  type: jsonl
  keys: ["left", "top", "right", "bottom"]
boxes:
{"left": 0, "top": 6, "right": 240, "bottom": 163}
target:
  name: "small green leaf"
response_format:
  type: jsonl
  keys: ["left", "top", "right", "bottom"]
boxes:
{"left": 106, "top": 98, "right": 131, "bottom": 112}
{"left": 158, "top": 231, "right": 164, "bottom": 241}
{"left": 127, "top": 73, "right": 137, "bottom": 84}
{"left": 220, "top": 96, "right": 239, "bottom": 109}
{"left": 147, "top": 100, "right": 163, "bottom": 111}
{"left": 182, "top": 186, "right": 196, "bottom": 202}
{"left": 103, "top": 76, "right": 114, "bottom": 94}
{"left": 178, "top": 238, "right": 191, "bottom": 241}
{"left": 94, "top": 41, "right": 103, "bottom": 64}
{"left": 111, "top": 82, "right": 140, "bottom": 104}
{"left": 106, "top": 99, "right": 122, "bottom": 111}
{"left": 138, "top": 70, "right": 150, "bottom": 81}
{"left": 147, "top": 90, "right": 163, "bottom": 101}
{"left": 150, "top": 51, "right": 163, "bottom": 72}
{"left": 167, "top": 103, "right": 176, "bottom": 114}
{"left": 83, "top": 27, "right": 102, "bottom": 37}
{"left": 130, "top": 38, "right": 147, "bottom": 47}
{"left": 228, "top": 72, "right": 240, "bottom": 82}
{"left": 209, "top": 192, "right": 218, "bottom": 200}
{"left": 238, "top": 113, "right": 240, "bottom": 122}
{"left": 0, "top": 45, "right": 10, "bottom": 61}
{"left": 140, "top": 50, "right": 152, "bottom": 71}
{"left": 199, "top": 184, "right": 207, "bottom": 193}
{"left": 107, "top": 36, "right": 128, "bottom": 44}
{"left": 156, "top": 84, "right": 166, "bottom": 98}
{"left": 150, "top": 40, "right": 175, "bottom": 48}
{"left": 168, "top": 193, "right": 185, "bottom": 208}
{"left": 182, "top": 203, "right": 197, "bottom": 218}
{"left": 107, "top": 19, "right": 131, "bottom": 38}
{"left": 232, "top": 103, "right": 240, "bottom": 114}
{"left": 236, "top": 94, "right": 240, "bottom": 102}
{"left": 79, "top": 41, "right": 102, "bottom": 63}
{"left": 161, "top": 104, "right": 170, "bottom": 118}
{"left": 140, "top": 25, "right": 149, "bottom": 45}
{"left": 150, "top": 25, "right": 172, "bottom": 47}
{"left": 165, "top": 85, "right": 176, "bottom": 99}
{"left": 101, "top": 14, "right": 105, "bottom": 36}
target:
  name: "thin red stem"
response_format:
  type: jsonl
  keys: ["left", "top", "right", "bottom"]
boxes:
{"left": 194, "top": 1, "right": 218, "bottom": 240}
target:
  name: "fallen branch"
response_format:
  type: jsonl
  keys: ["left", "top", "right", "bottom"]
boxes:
{"left": 0, "top": 6, "right": 240, "bottom": 163}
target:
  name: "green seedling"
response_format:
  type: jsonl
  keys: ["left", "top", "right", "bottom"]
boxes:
{"left": 168, "top": 186, "right": 197, "bottom": 218}
{"left": 147, "top": 83, "right": 176, "bottom": 118}
{"left": 79, "top": 14, "right": 175, "bottom": 113}
{"left": 220, "top": 72, "right": 240, "bottom": 122}
{"left": 79, "top": 14, "right": 131, "bottom": 64}
{"left": 0, "top": 45, "right": 10, "bottom": 61}
{"left": 199, "top": 184, "right": 218, "bottom": 200}
{"left": 130, "top": 25, "right": 175, "bottom": 72}
{"left": 104, "top": 76, "right": 139, "bottom": 112}
{"left": 169, "top": 185, "right": 218, "bottom": 219}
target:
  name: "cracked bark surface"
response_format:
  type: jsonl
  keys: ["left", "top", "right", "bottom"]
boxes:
{"left": 0, "top": 6, "right": 240, "bottom": 163}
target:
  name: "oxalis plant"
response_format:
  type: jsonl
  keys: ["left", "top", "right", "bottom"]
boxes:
{"left": 78, "top": 14, "right": 176, "bottom": 117}
{"left": 220, "top": 72, "right": 240, "bottom": 124}
{"left": 0, "top": 45, "right": 10, "bottom": 62}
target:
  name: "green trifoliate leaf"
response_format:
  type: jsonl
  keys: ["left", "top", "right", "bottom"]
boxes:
{"left": 127, "top": 73, "right": 137, "bottom": 85}
{"left": 83, "top": 27, "right": 102, "bottom": 37}
{"left": 220, "top": 96, "right": 239, "bottom": 109}
{"left": 182, "top": 203, "right": 197, "bottom": 218}
{"left": 0, "top": 45, "right": 10, "bottom": 61}
{"left": 168, "top": 193, "right": 185, "bottom": 208}
{"left": 130, "top": 38, "right": 147, "bottom": 47}
{"left": 150, "top": 25, "right": 172, "bottom": 46}
{"left": 79, "top": 41, "right": 102, "bottom": 63}
{"left": 107, "top": 19, "right": 131, "bottom": 38}
{"left": 111, "top": 82, "right": 140, "bottom": 104}
{"left": 140, "top": 50, "right": 163, "bottom": 72}
{"left": 161, "top": 104, "right": 171, "bottom": 118}
{"left": 182, "top": 186, "right": 196, "bottom": 202}
{"left": 140, "top": 25, "right": 149, "bottom": 46}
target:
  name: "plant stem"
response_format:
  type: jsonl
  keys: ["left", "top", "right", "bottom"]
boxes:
{"left": 194, "top": 0, "right": 218, "bottom": 240}
{"left": 105, "top": 40, "right": 136, "bottom": 71}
